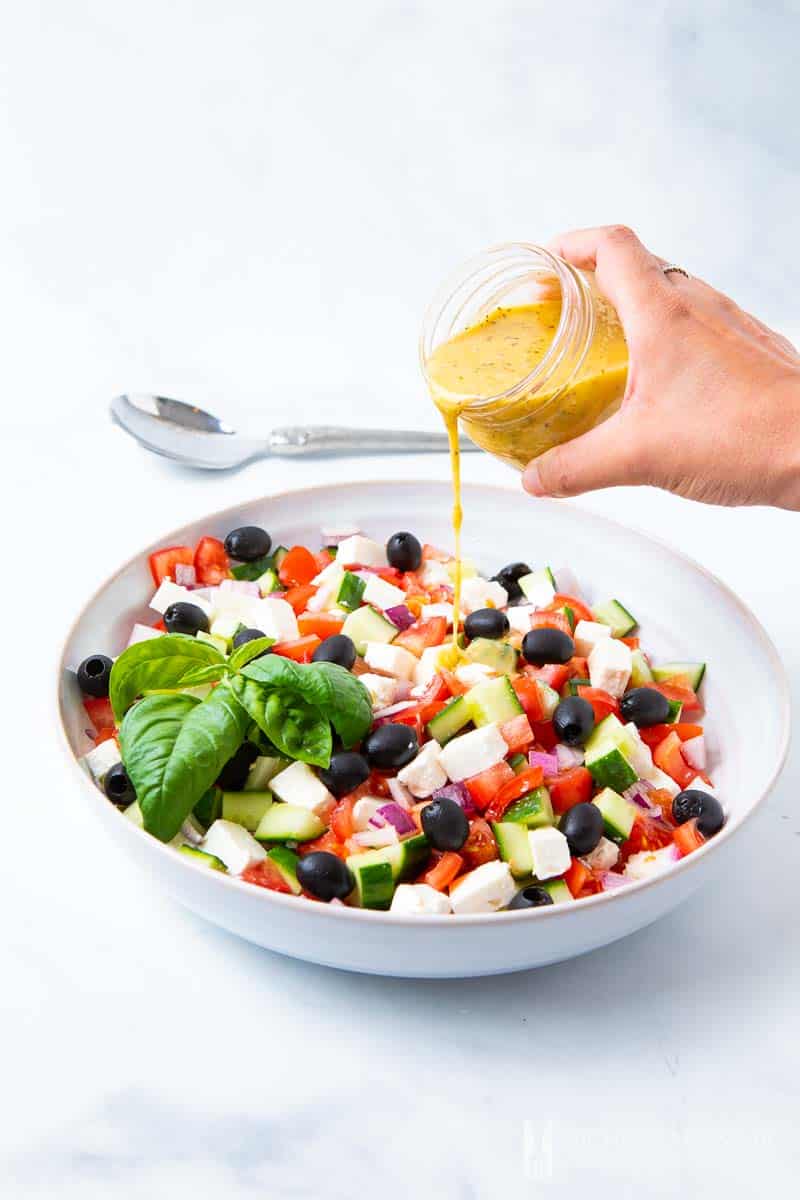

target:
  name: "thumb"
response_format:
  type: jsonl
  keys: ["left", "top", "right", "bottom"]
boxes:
{"left": 523, "top": 412, "right": 648, "bottom": 498}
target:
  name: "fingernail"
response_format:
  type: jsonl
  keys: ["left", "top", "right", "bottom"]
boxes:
{"left": 523, "top": 460, "right": 545, "bottom": 496}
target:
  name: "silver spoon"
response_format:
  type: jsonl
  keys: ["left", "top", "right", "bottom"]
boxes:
{"left": 110, "top": 393, "right": 479, "bottom": 470}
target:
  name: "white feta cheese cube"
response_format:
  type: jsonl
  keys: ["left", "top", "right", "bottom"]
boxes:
{"left": 420, "top": 560, "right": 451, "bottom": 589}
{"left": 335, "top": 535, "right": 387, "bottom": 568}
{"left": 573, "top": 619, "right": 612, "bottom": 658}
{"left": 459, "top": 576, "right": 509, "bottom": 615}
{"left": 397, "top": 740, "right": 448, "bottom": 798}
{"left": 305, "top": 571, "right": 345, "bottom": 613}
{"left": 149, "top": 579, "right": 212, "bottom": 617}
{"left": 201, "top": 820, "right": 266, "bottom": 874}
{"left": 506, "top": 605, "right": 535, "bottom": 635}
{"left": 588, "top": 637, "right": 632, "bottom": 698}
{"left": 624, "top": 845, "right": 679, "bottom": 881}
{"left": 454, "top": 662, "right": 495, "bottom": 688}
{"left": 126, "top": 623, "right": 165, "bottom": 646}
{"left": 439, "top": 724, "right": 508, "bottom": 782}
{"left": 642, "top": 765, "right": 680, "bottom": 797}
{"left": 80, "top": 738, "right": 121, "bottom": 783}
{"left": 352, "top": 797, "right": 386, "bottom": 831}
{"left": 421, "top": 602, "right": 455, "bottom": 626}
{"left": 359, "top": 673, "right": 399, "bottom": 709}
{"left": 362, "top": 573, "right": 406, "bottom": 611}
{"left": 391, "top": 883, "right": 452, "bottom": 915}
{"left": 413, "top": 645, "right": 452, "bottom": 690}
{"left": 363, "top": 642, "right": 419, "bottom": 681}
{"left": 269, "top": 761, "right": 334, "bottom": 815}
{"left": 582, "top": 836, "right": 619, "bottom": 872}
{"left": 209, "top": 612, "right": 242, "bottom": 644}
{"left": 449, "top": 860, "right": 516, "bottom": 914}
{"left": 528, "top": 826, "right": 571, "bottom": 880}
{"left": 248, "top": 597, "right": 299, "bottom": 643}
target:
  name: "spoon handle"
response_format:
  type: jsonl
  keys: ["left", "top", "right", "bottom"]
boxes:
{"left": 266, "top": 426, "right": 478, "bottom": 456}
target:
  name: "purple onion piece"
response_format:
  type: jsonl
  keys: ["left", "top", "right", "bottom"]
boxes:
{"left": 529, "top": 750, "right": 559, "bottom": 778}
{"left": 385, "top": 604, "right": 415, "bottom": 631}
{"left": 376, "top": 802, "right": 416, "bottom": 835}
{"left": 432, "top": 781, "right": 475, "bottom": 817}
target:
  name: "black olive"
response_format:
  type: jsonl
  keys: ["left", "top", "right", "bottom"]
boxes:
{"left": 491, "top": 562, "right": 532, "bottom": 603}
{"left": 508, "top": 885, "right": 554, "bottom": 910}
{"left": 104, "top": 762, "right": 136, "bottom": 807}
{"left": 421, "top": 797, "right": 469, "bottom": 851}
{"left": 464, "top": 607, "right": 510, "bottom": 641}
{"left": 386, "top": 531, "right": 423, "bottom": 572}
{"left": 163, "top": 602, "right": 210, "bottom": 636}
{"left": 232, "top": 627, "right": 267, "bottom": 648}
{"left": 224, "top": 526, "right": 272, "bottom": 562}
{"left": 559, "top": 802, "right": 605, "bottom": 856}
{"left": 296, "top": 851, "right": 354, "bottom": 901}
{"left": 77, "top": 654, "right": 114, "bottom": 698}
{"left": 672, "top": 789, "right": 724, "bottom": 837}
{"left": 311, "top": 634, "right": 357, "bottom": 670}
{"left": 552, "top": 696, "right": 595, "bottom": 746}
{"left": 319, "top": 751, "right": 370, "bottom": 798}
{"left": 362, "top": 723, "right": 419, "bottom": 769}
{"left": 217, "top": 742, "right": 260, "bottom": 791}
{"left": 522, "top": 627, "right": 574, "bottom": 666}
{"left": 620, "top": 686, "right": 671, "bottom": 728}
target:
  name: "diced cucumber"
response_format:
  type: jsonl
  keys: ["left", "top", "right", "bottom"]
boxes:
{"left": 652, "top": 661, "right": 706, "bottom": 690}
{"left": 592, "top": 599, "right": 638, "bottom": 637}
{"left": 255, "top": 803, "right": 325, "bottom": 843}
{"left": 666, "top": 698, "right": 683, "bottom": 723}
{"left": 346, "top": 833, "right": 430, "bottom": 908}
{"left": 232, "top": 553, "right": 273, "bottom": 582}
{"left": 255, "top": 567, "right": 280, "bottom": 595}
{"left": 266, "top": 845, "right": 302, "bottom": 894}
{"left": 272, "top": 546, "right": 289, "bottom": 569}
{"left": 193, "top": 786, "right": 222, "bottom": 829}
{"left": 537, "top": 682, "right": 561, "bottom": 720}
{"left": 565, "top": 676, "right": 591, "bottom": 696}
{"left": 179, "top": 845, "right": 227, "bottom": 871}
{"left": 629, "top": 649, "right": 654, "bottom": 687}
{"left": 584, "top": 714, "right": 638, "bottom": 792}
{"left": 503, "top": 785, "right": 555, "bottom": 829}
{"left": 592, "top": 787, "right": 636, "bottom": 844}
{"left": 427, "top": 695, "right": 472, "bottom": 744}
{"left": 245, "top": 755, "right": 285, "bottom": 791}
{"left": 221, "top": 790, "right": 273, "bottom": 833}
{"left": 518, "top": 567, "right": 557, "bottom": 606}
{"left": 541, "top": 878, "right": 573, "bottom": 904}
{"left": 493, "top": 822, "right": 534, "bottom": 878}
{"left": 124, "top": 801, "right": 143, "bottom": 827}
{"left": 508, "top": 753, "right": 528, "bottom": 774}
{"left": 341, "top": 605, "right": 397, "bottom": 655}
{"left": 465, "top": 676, "right": 523, "bottom": 727}
{"left": 396, "top": 832, "right": 430, "bottom": 878}
{"left": 464, "top": 638, "right": 518, "bottom": 676}
{"left": 336, "top": 571, "right": 366, "bottom": 612}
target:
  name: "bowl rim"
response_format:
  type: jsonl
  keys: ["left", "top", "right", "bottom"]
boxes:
{"left": 56, "top": 478, "right": 791, "bottom": 928}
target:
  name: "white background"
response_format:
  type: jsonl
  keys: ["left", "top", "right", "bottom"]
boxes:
{"left": 2, "top": 2, "right": 799, "bottom": 1195}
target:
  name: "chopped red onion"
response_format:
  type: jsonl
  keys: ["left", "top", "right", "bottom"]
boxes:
{"left": 386, "top": 604, "right": 415, "bottom": 631}
{"left": 394, "top": 681, "right": 413, "bottom": 702}
{"left": 352, "top": 826, "right": 398, "bottom": 848}
{"left": 374, "top": 802, "right": 416, "bottom": 835}
{"left": 220, "top": 579, "right": 260, "bottom": 597}
{"left": 556, "top": 744, "right": 584, "bottom": 771}
{"left": 387, "top": 777, "right": 413, "bottom": 809}
{"left": 529, "top": 750, "right": 560, "bottom": 778}
{"left": 622, "top": 782, "right": 662, "bottom": 818}
{"left": 175, "top": 563, "right": 197, "bottom": 587}
{"left": 320, "top": 523, "right": 361, "bottom": 545}
{"left": 432, "top": 781, "right": 475, "bottom": 816}
{"left": 373, "top": 700, "right": 415, "bottom": 720}
{"left": 599, "top": 871, "right": 630, "bottom": 891}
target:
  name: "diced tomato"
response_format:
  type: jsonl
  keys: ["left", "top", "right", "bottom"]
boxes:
{"left": 403, "top": 675, "right": 450, "bottom": 725}
{"left": 550, "top": 594, "right": 594, "bottom": 625}
{"left": 441, "top": 668, "right": 470, "bottom": 697}
{"left": 620, "top": 815, "right": 675, "bottom": 863}
{"left": 148, "top": 545, "right": 194, "bottom": 586}
{"left": 569, "top": 656, "right": 589, "bottom": 679}
{"left": 240, "top": 860, "right": 293, "bottom": 893}
{"left": 500, "top": 713, "right": 535, "bottom": 754}
{"left": 525, "top": 663, "right": 573, "bottom": 692}
{"left": 193, "top": 536, "right": 230, "bottom": 585}
{"left": 648, "top": 787, "right": 678, "bottom": 824}
{"left": 512, "top": 675, "right": 546, "bottom": 721}
{"left": 383, "top": 708, "right": 424, "bottom": 741}
{"left": 314, "top": 549, "right": 334, "bottom": 571}
{"left": 530, "top": 610, "right": 572, "bottom": 637}
{"left": 152, "top": 619, "right": 166, "bottom": 631}
{"left": 673, "top": 818, "right": 705, "bottom": 857}
{"left": 422, "top": 543, "right": 450, "bottom": 562}
{"left": 278, "top": 545, "right": 319, "bottom": 588}
{"left": 298, "top": 830, "right": 346, "bottom": 857}
{"left": 284, "top": 584, "right": 318, "bottom": 614}
{"left": 652, "top": 680, "right": 701, "bottom": 713}
{"left": 620, "top": 636, "right": 640, "bottom": 650}
{"left": 484, "top": 765, "right": 544, "bottom": 823}
{"left": 370, "top": 565, "right": 406, "bottom": 585}
{"left": 548, "top": 766, "right": 594, "bottom": 813}
{"left": 459, "top": 818, "right": 498, "bottom": 870}
{"left": 564, "top": 858, "right": 590, "bottom": 898}
{"left": 653, "top": 731, "right": 695, "bottom": 789}
{"left": 83, "top": 696, "right": 115, "bottom": 734}
{"left": 94, "top": 726, "right": 117, "bottom": 745}
{"left": 577, "top": 685, "right": 620, "bottom": 723}
{"left": 639, "top": 722, "right": 703, "bottom": 750}
{"left": 464, "top": 761, "right": 515, "bottom": 811}
{"left": 421, "top": 851, "right": 463, "bottom": 891}
{"left": 297, "top": 611, "right": 345, "bottom": 638}
{"left": 330, "top": 797, "right": 356, "bottom": 841}
{"left": 272, "top": 635, "right": 322, "bottom": 663}
{"left": 393, "top": 616, "right": 447, "bottom": 657}
{"left": 531, "top": 719, "right": 558, "bottom": 750}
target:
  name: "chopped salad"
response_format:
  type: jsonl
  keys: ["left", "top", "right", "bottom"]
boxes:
{"left": 76, "top": 523, "right": 723, "bottom": 914}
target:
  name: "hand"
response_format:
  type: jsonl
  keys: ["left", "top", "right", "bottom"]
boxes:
{"left": 522, "top": 225, "right": 800, "bottom": 509}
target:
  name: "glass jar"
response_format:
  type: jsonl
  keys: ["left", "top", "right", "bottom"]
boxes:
{"left": 420, "top": 243, "right": 629, "bottom": 470}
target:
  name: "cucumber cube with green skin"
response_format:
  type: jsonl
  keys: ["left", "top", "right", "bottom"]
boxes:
{"left": 255, "top": 567, "right": 280, "bottom": 595}
{"left": 592, "top": 599, "right": 638, "bottom": 637}
{"left": 267, "top": 845, "right": 302, "bottom": 894}
{"left": 518, "top": 567, "right": 557, "bottom": 607}
{"left": 350, "top": 859, "right": 395, "bottom": 909}
{"left": 179, "top": 845, "right": 227, "bottom": 871}
{"left": 503, "top": 786, "right": 555, "bottom": 829}
{"left": 346, "top": 834, "right": 430, "bottom": 908}
{"left": 341, "top": 605, "right": 397, "bottom": 655}
{"left": 493, "top": 822, "right": 535, "bottom": 878}
{"left": 541, "top": 878, "right": 573, "bottom": 904}
{"left": 272, "top": 546, "right": 289, "bottom": 569}
{"left": 464, "top": 638, "right": 519, "bottom": 676}
{"left": 427, "top": 695, "right": 472, "bottom": 744}
{"left": 666, "top": 699, "right": 683, "bottom": 723}
{"left": 652, "top": 662, "right": 706, "bottom": 690}
{"left": 565, "top": 677, "right": 592, "bottom": 696}
{"left": 221, "top": 791, "right": 273, "bottom": 833}
{"left": 255, "top": 804, "right": 325, "bottom": 843}
{"left": 629, "top": 649, "right": 654, "bottom": 687}
{"left": 336, "top": 571, "right": 366, "bottom": 612}
{"left": 584, "top": 715, "right": 638, "bottom": 793}
{"left": 592, "top": 787, "right": 636, "bottom": 844}
{"left": 537, "top": 682, "right": 561, "bottom": 719}
{"left": 508, "top": 753, "right": 529, "bottom": 774}
{"left": 232, "top": 554, "right": 274, "bottom": 582}
{"left": 465, "top": 676, "right": 524, "bottom": 727}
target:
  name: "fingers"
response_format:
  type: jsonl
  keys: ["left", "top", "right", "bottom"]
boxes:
{"left": 548, "top": 225, "right": 670, "bottom": 327}
{"left": 523, "top": 412, "right": 649, "bottom": 498}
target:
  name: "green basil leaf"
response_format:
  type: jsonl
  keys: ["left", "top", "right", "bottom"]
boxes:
{"left": 177, "top": 663, "right": 232, "bottom": 687}
{"left": 227, "top": 637, "right": 275, "bottom": 672}
{"left": 109, "top": 634, "right": 227, "bottom": 722}
{"left": 119, "top": 681, "right": 249, "bottom": 841}
{"left": 231, "top": 676, "right": 332, "bottom": 767}
{"left": 239, "top": 657, "right": 372, "bottom": 748}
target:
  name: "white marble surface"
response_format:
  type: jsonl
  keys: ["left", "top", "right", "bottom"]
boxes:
{"left": 2, "top": 2, "right": 800, "bottom": 1195}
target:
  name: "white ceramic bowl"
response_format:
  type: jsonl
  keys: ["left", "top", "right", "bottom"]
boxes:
{"left": 57, "top": 481, "right": 789, "bottom": 977}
